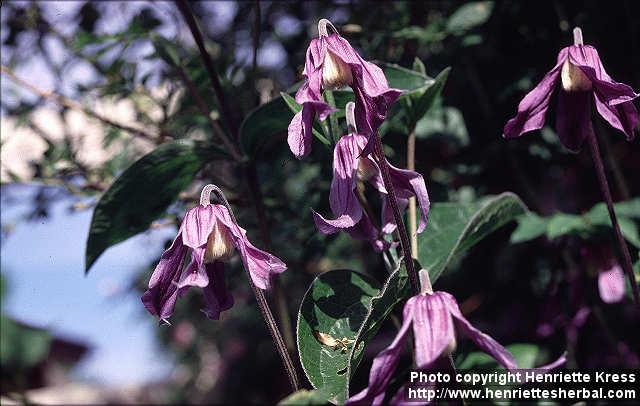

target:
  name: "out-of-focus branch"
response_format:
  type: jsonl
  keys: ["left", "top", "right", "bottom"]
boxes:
{"left": 1, "top": 65, "right": 163, "bottom": 144}
{"left": 174, "top": 0, "right": 239, "bottom": 138}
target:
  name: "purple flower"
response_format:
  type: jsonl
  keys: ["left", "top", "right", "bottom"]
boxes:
{"left": 311, "top": 130, "right": 430, "bottom": 251}
{"left": 598, "top": 264, "right": 625, "bottom": 304}
{"left": 142, "top": 188, "right": 286, "bottom": 323}
{"left": 347, "top": 291, "right": 566, "bottom": 405}
{"left": 288, "top": 19, "right": 401, "bottom": 158}
{"left": 582, "top": 244, "right": 626, "bottom": 304}
{"left": 504, "top": 28, "right": 638, "bottom": 151}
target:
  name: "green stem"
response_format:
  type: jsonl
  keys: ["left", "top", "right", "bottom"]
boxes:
{"left": 324, "top": 90, "right": 340, "bottom": 143}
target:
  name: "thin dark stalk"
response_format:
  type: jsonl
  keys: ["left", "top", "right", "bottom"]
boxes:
{"left": 586, "top": 123, "right": 639, "bottom": 305}
{"left": 175, "top": 0, "right": 239, "bottom": 137}
{"left": 245, "top": 165, "right": 296, "bottom": 353}
{"left": 371, "top": 136, "right": 420, "bottom": 294}
{"left": 208, "top": 185, "right": 300, "bottom": 391}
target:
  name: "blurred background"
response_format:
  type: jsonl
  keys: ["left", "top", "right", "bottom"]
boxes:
{"left": 1, "top": 1, "right": 638, "bottom": 404}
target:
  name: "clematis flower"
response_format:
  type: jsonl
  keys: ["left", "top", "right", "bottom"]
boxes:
{"left": 142, "top": 185, "right": 286, "bottom": 323}
{"left": 582, "top": 244, "right": 626, "bottom": 304}
{"left": 288, "top": 18, "right": 401, "bottom": 158}
{"left": 503, "top": 27, "right": 638, "bottom": 151}
{"left": 598, "top": 264, "right": 625, "bottom": 304}
{"left": 311, "top": 103, "right": 430, "bottom": 251}
{"left": 347, "top": 290, "right": 566, "bottom": 405}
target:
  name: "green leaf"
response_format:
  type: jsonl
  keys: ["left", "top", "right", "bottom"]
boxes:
{"left": 414, "top": 104, "right": 469, "bottom": 146}
{"left": 446, "top": 1, "right": 495, "bottom": 34}
{"left": 546, "top": 213, "right": 585, "bottom": 240}
{"left": 408, "top": 67, "right": 451, "bottom": 127}
{"left": 412, "top": 57, "right": 426, "bottom": 75}
{"left": 0, "top": 316, "right": 51, "bottom": 370}
{"left": 380, "top": 63, "right": 430, "bottom": 91}
{"left": 510, "top": 213, "right": 548, "bottom": 243}
{"left": 151, "top": 34, "right": 181, "bottom": 67}
{"left": 457, "top": 344, "right": 542, "bottom": 370}
{"left": 279, "top": 389, "right": 331, "bottom": 405}
{"left": 296, "top": 261, "right": 417, "bottom": 404}
{"left": 418, "top": 193, "right": 528, "bottom": 281}
{"left": 297, "top": 269, "right": 380, "bottom": 404}
{"left": 85, "top": 140, "right": 225, "bottom": 272}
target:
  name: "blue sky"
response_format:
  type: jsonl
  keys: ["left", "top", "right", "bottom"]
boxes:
{"left": 1, "top": 184, "right": 175, "bottom": 385}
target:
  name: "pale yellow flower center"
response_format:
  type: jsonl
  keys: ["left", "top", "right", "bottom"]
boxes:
{"left": 561, "top": 59, "right": 592, "bottom": 92}
{"left": 322, "top": 50, "right": 353, "bottom": 90}
{"left": 204, "top": 221, "right": 235, "bottom": 263}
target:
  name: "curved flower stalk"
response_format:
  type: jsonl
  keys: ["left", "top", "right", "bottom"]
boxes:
{"left": 347, "top": 287, "right": 566, "bottom": 405}
{"left": 142, "top": 185, "right": 286, "bottom": 323}
{"left": 504, "top": 28, "right": 638, "bottom": 151}
{"left": 312, "top": 103, "right": 430, "bottom": 251}
{"left": 287, "top": 18, "right": 401, "bottom": 158}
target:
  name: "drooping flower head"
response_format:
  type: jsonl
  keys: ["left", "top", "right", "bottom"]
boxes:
{"left": 288, "top": 19, "right": 402, "bottom": 158}
{"left": 142, "top": 185, "right": 286, "bottom": 323}
{"left": 581, "top": 244, "right": 627, "bottom": 304}
{"left": 312, "top": 103, "right": 430, "bottom": 251}
{"left": 347, "top": 275, "right": 566, "bottom": 405}
{"left": 504, "top": 27, "right": 638, "bottom": 151}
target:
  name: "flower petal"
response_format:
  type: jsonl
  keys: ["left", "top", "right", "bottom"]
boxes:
{"left": 177, "top": 247, "right": 210, "bottom": 289}
{"left": 567, "top": 45, "right": 639, "bottom": 106}
{"left": 312, "top": 134, "right": 363, "bottom": 231}
{"left": 593, "top": 95, "right": 638, "bottom": 142}
{"left": 346, "top": 299, "right": 414, "bottom": 406}
{"left": 411, "top": 294, "right": 456, "bottom": 368}
{"left": 555, "top": 89, "right": 591, "bottom": 151}
{"left": 181, "top": 205, "right": 216, "bottom": 249}
{"left": 201, "top": 261, "right": 234, "bottom": 320}
{"left": 387, "top": 161, "right": 430, "bottom": 233}
{"left": 444, "top": 291, "right": 517, "bottom": 370}
{"left": 214, "top": 204, "right": 286, "bottom": 289}
{"left": 598, "top": 264, "right": 626, "bottom": 304}
{"left": 324, "top": 33, "right": 401, "bottom": 149}
{"left": 503, "top": 48, "right": 567, "bottom": 139}
{"left": 287, "top": 101, "right": 335, "bottom": 159}
{"left": 142, "top": 234, "right": 188, "bottom": 320}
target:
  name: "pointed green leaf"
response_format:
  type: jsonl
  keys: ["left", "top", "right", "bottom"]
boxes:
{"left": 418, "top": 193, "right": 528, "bottom": 281}
{"left": 296, "top": 261, "right": 414, "bottom": 404}
{"left": 85, "top": 140, "right": 225, "bottom": 272}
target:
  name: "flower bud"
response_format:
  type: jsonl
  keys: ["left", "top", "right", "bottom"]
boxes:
{"left": 204, "top": 221, "right": 235, "bottom": 263}
{"left": 561, "top": 59, "right": 592, "bottom": 92}
{"left": 356, "top": 157, "right": 378, "bottom": 182}
{"left": 322, "top": 50, "right": 353, "bottom": 90}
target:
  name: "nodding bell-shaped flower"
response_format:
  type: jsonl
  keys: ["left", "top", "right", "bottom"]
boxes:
{"left": 581, "top": 244, "right": 627, "bottom": 304}
{"left": 287, "top": 19, "right": 401, "bottom": 158}
{"left": 142, "top": 185, "right": 286, "bottom": 323}
{"left": 311, "top": 103, "right": 430, "bottom": 251}
{"left": 347, "top": 279, "right": 567, "bottom": 405}
{"left": 504, "top": 27, "right": 638, "bottom": 151}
